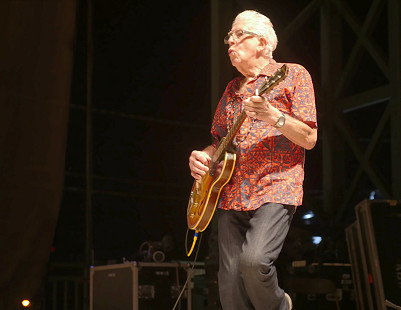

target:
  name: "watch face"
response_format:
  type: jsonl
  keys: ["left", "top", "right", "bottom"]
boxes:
{"left": 276, "top": 114, "right": 285, "bottom": 127}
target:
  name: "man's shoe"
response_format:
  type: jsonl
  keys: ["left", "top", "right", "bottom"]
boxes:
{"left": 285, "top": 293, "right": 293, "bottom": 309}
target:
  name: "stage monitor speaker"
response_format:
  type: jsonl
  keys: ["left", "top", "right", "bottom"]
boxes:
{"left": 89, "top": 262, "right": 191, "bottom": 310}
{"left": 346, "top": 199, "right": 401, "bottom": 310}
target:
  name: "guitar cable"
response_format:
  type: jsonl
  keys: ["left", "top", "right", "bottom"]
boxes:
{"left": 171, "top": 229, "right": 203, "bottom": 310}
{"left": 185, "top": 229, "right": 200, "bottom": 257}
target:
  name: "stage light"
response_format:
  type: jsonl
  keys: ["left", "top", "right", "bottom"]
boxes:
{"left": 21, "top": 299, "right": 31, "bottom": 307}
{"left": 369, "top": 190, "right": 376, "bottom": 200}
{"left": 302, "top": 211, "right": 315, "bottom": 220}
{"left": 312, "top": 236, "right": 322, "bottom": 245}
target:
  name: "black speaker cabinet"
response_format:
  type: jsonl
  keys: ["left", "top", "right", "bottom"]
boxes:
{"left": 90, "top": 262, "right": 192, "bottom": 310}
{"left": 346, "top": 199, "right": 401, "bottom": 310}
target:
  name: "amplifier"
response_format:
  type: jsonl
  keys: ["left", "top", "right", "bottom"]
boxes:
{"left": 90, "top": 262, "right": 192, "bottom": 310}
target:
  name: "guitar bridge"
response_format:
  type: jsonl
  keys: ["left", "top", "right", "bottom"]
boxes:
{"left": 188, "top": 189, "right": 199, "bottom": 219}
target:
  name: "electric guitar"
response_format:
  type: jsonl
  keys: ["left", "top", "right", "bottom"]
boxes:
{"left": 187, "top": 64, "right": 289, "bottom": 231}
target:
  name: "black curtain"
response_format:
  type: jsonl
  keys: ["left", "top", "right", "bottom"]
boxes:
{"left": 0, "top": 1, "right": 77, "bottom": 309}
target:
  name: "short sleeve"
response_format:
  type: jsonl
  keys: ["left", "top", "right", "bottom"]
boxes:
{"left": 290, "top": 65, "right": 317, "bottom": 128}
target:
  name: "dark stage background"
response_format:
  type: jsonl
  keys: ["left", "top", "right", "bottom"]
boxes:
{"left": 61, "top": 0, "right": 213, "bottom": 263}
{"left": 1, "top": 0, "right": 398, "bottom": 309}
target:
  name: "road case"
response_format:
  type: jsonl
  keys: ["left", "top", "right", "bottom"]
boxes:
{"left": 90, "top": 262, "right": 192, "bottom": 310}
{"left": 346, "top": 199, "right": 401, "bottom": 310}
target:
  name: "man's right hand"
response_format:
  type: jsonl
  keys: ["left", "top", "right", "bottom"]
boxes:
{"left": 189, "top": 150, "right": 211, "bottom": 180}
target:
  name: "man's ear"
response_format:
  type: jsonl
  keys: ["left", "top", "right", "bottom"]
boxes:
{"left": 257, "top": 36, "right": 267, "bottom": 54}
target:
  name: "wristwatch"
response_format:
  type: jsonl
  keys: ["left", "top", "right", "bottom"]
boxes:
{"left": 274, "top": 112, "right": 286, "bottom": 128}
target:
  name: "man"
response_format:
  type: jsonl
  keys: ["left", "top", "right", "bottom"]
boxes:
{"left": 188, "top": 10, "right": 317, "bottom": 310}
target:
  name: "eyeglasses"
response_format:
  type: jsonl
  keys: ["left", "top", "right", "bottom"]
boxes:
{"left": 224, "top": 29, "right": 260, "bottom": 44}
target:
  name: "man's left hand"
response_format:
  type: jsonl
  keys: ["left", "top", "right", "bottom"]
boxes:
{"left": 243, "top": 95, "right": 280, "bottom": 125}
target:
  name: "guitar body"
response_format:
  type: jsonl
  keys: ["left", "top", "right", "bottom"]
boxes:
{"left": 187, "top": 152, "right": 236, "bottom": 231}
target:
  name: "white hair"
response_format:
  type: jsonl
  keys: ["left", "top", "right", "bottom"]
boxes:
{"left": 232, "top": 10, "right": 278, "bottom": 59}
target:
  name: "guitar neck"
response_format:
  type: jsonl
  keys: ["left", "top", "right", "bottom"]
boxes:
{"left": 212, "top": 110, "right": 247, "bottom": 163}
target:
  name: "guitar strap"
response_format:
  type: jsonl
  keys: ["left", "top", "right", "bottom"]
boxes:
{"left": 230, "top": 97, "right": 256, "bottom": 147}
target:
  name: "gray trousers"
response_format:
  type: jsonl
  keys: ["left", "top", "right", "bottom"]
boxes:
{"left": 217, "top": 203, "right": 295, "bottom": 310}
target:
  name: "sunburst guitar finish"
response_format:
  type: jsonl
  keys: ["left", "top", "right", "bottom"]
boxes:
{"left": 187, "top": 152, "right": 236, "bottom": 231}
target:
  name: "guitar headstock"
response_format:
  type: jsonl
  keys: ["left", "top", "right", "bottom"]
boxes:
{"left": 256, "top": 64, "right": 289, "bottom": 96}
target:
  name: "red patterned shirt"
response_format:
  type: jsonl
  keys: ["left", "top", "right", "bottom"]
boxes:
{"left": 211, "top": 59, "right": 317, "bottom": 210}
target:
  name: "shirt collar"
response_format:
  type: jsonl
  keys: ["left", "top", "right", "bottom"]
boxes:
{"left": 258, "top": 59, "right": 281, "bottom": 77}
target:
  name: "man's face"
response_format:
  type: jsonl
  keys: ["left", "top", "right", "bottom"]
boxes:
{"left": 227, "top": 21, "right": 261, "bottom": 69}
